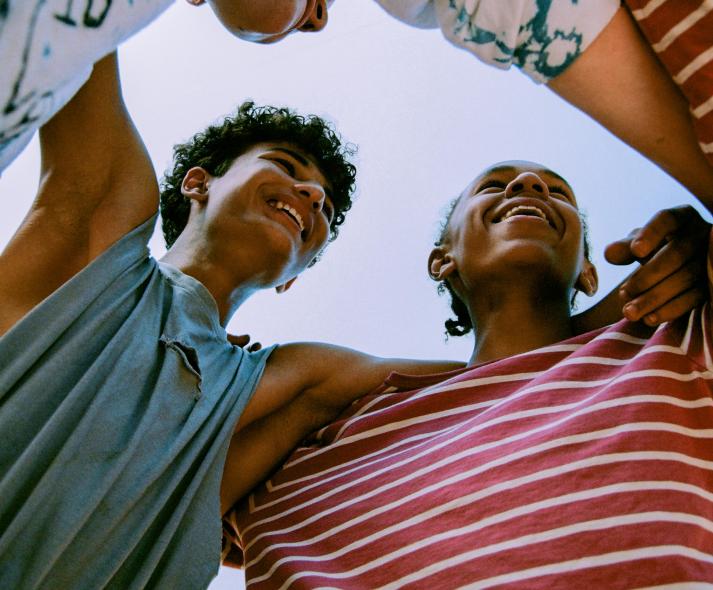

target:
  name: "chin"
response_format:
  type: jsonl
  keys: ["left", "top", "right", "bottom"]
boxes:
{"left": 484, "top": 241, "right": 575, "bottom": 279}
{"left": 258, "top": 232, "right": 305, "bottom": 275}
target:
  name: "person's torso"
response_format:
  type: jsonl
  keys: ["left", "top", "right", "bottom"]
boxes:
{"left": 234, "top": 309, "right": 713, "bottom": 588}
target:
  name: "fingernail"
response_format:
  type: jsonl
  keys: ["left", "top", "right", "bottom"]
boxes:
{"left": 645, "top": 313, "right": 658, "bottom": 325}
{"left": 619, "top": 287, "right": 630, "bottom": 301}
{"left": 623, "top": 302, "right": 638, "bottom": 319}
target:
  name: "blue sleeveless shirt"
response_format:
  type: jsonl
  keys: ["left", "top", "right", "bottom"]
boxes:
{"left": 0, "top": 216, "right": 274, "bottom": 589}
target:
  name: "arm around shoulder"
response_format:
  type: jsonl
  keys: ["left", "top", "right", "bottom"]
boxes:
{"left": 221, "top": 342, "right": 462, "bottom": 512}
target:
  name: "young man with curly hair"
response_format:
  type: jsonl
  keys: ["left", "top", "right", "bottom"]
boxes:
{"left": 0, "top": 51, "right": 466, "bottom": 588}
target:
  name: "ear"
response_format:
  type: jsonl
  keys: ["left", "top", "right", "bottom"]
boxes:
{"left": 181, "top": 167, "right": 210, "bottom": 203}
{"left": 275, "top": 277, "right": 298, "bottom": 294}
{"left": 575, "top": 259, "right": 599, "bottom": 297}
{"left": 428, "top": 246, "right": 457, "bottom": 281}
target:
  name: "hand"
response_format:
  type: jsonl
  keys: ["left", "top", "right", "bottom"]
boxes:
{"left": 605, "top": 205, "right": 710, "bottom": 326}
{"left": 227, "top": 333, "right": 262, "bottom": 352}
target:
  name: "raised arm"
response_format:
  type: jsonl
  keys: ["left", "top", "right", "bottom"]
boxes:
{"left": 0, "top": 52, "right": 158, "bottom": 335}
{"left": 547, "top": 7, "right": 713, "bottom": 212}
{"left": 220, "top": 344, "right": 462, "bottom": 512}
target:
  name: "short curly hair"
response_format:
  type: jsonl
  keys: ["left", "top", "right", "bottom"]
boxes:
{"left": 159, "top": 101, "right": 357, "bottom": 248}
{"left": 434, "top": 195, "right": 592, "bottom": 338}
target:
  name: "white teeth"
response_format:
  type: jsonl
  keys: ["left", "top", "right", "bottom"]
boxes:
{"left": 272, "top": 200, "right": 305, "bottom": 231}
{"left": 501, "top": 205, "right": 548, "bottom": 223}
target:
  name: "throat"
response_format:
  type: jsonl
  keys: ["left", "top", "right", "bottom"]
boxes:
{"left": 467, "top": 291, "right": 574, "bottom": 366}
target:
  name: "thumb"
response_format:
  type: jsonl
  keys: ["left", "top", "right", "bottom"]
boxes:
{"left": 604, "top": 236, "right": 638, "bottom": 265}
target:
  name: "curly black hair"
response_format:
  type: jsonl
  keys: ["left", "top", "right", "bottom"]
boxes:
{"left": 159, "top": 101, "right": 357, "bottom": 248}
{"left": 434, "top": 195, "right": 592, "bottom": 338}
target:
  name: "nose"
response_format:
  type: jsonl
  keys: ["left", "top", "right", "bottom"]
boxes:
{"left": 504, "top": 172, "right": 549, "bottom": 200}
{"left": 298, "top": 0, "right": 328, "bottom": 32}
{"left": 295, "top": 181, "right": 326, "bottom": 211}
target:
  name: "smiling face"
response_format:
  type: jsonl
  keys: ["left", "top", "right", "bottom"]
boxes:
{"left": 436, "top": 160, "right": 592, "bottom": 302}
{"left": 204, "top": 0, "right": 333, "bottom": 43}
{"left": 183, "top": 141, "right": 334, "bottom": 287}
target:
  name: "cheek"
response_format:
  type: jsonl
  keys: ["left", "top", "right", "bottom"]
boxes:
{"left": 313, "top": 219, "right": 331, "bottom": 249}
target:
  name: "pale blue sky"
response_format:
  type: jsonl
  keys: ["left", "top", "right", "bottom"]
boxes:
{"left": 0, "top": 1, "right": 707, "bottom": 587}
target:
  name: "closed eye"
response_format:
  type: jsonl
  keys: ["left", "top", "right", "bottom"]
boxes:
{"left": 476, "top": 180, "right": 506, "bottom": 193}
{"left": 548, "top": 185, "right": 572, "bottom": 202}
{"left": 272, "top": 157, "right": 296, "bottom": 176}
{"left": 322, "top": 202, "right": 334, "bottom": 222}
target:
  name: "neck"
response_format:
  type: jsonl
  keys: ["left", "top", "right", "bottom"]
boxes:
{"left": 464, "top": 278, "right": 574, "bottom": 366}
{"left": 161, "top": 233, "right": 260, "bottom": 326}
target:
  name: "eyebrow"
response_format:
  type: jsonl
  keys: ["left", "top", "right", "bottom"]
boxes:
{"left": 483, "top": 165, "right": 574, "bottom": 193}
{"left": 269, "top": 147, "right": 334, "bottom": 200}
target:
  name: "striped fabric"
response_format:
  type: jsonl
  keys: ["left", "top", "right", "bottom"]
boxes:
{"left": 226, "top": 307, "right": 713, "bottom": 588}
{"left": 625, "top": 0, "right": 713, "bottom": 162}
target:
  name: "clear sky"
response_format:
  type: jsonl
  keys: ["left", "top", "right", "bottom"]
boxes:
{"left": 0, "top": 1, "right": 708, "bottom": 587}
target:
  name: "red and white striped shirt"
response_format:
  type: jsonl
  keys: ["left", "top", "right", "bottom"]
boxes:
{"left": 625, "top": 0, "right": 713, "bottom": 164}
{"left": 227, "top": 307, "right": 713, "bottom": 588}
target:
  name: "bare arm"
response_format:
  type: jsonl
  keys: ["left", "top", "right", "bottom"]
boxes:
{"left": 0, "top": 52, "right": 158, "bottom": 335}
{"left": 221, "top": 343, "right": 462, "bottom": 512}
{"left": 547, "top": 6, "right": 713, "bottom": 212}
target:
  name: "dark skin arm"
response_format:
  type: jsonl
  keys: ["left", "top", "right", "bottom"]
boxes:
{"left": 573, "top": 205, "right": 710, "bottom": 334}
{"left": 0, "top": 52, "right": 157, "bottom": 336}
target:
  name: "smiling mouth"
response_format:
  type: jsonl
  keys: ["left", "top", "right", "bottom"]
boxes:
{"left": 268, "top": 199, "right": 306, "bottom": 234}
{"left": 494, "top": 205, "right": 555, "bottom": 228}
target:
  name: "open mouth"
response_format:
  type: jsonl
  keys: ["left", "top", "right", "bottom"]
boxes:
{"left": 268, "top": 199, "right": 305, "bottom": 235}
{"left": 494, "top": 205, "right": 555, "bottom": 228}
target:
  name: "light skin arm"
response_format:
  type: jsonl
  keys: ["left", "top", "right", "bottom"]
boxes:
{"left": 220, "top": 343, "right": 462, "bottom": 512}
{"left": 0, "top": 52, "right": 158, "bottom": 336}
{"left": 547, "top": 7, "right": 713, "bottom": 212}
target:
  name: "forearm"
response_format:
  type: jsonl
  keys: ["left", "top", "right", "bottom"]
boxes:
{"left": 547, "top": 7, "right": 713, "bottom": 212}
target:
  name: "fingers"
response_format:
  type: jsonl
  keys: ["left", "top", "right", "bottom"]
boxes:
{"left": 227, "top": 333, "right": 251, "bottom": 347}
{"left": 604, "top": 206, "right": 701, "bottom": 266}
{"left": 227, "top": 333, "right": 263, "bottom": 351}
{"left": 628, "top": 287, "right": 705, "bottom": 326}
{"left": 620, "top": 234, "right": 701, "bottom": 300}
{"left": 621, "top": 259, "right": 705, "bottom": 323}
{"left": 628, "top": 205, "right": 699, "bottom": 259}
{"left": 605, "top": 204, "right": 709, "bottom": 327}
{"left": 604, "top": 231, "right": 640, "bottom": 266}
